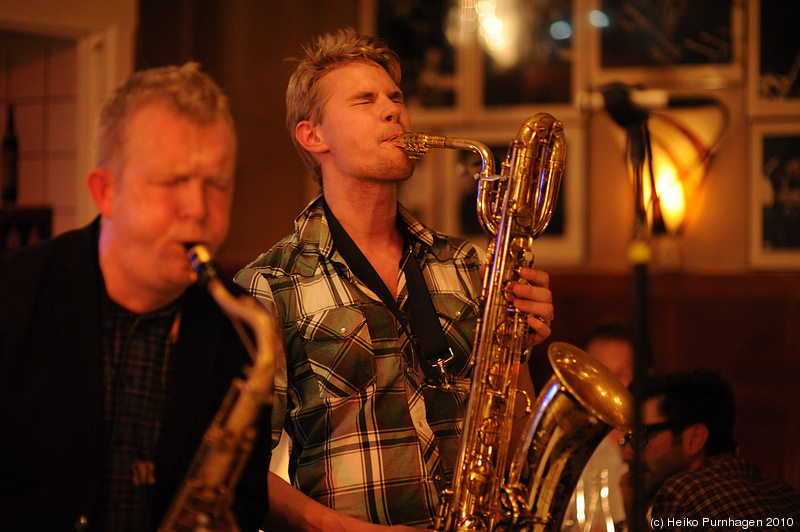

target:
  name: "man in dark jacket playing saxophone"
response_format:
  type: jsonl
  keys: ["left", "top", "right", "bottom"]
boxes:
{"left": 0, "top": 63, "right": 269, "bottom": 531}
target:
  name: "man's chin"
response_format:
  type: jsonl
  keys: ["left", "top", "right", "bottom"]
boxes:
{"left": 391, "top": 162, "right": 414, "bottom": 183}
{"left": 162, "top": 261, "right": 201, "bottom": 293}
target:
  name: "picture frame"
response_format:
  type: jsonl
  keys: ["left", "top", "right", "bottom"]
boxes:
{"left": 472, "top": 0, "right": 579, "bottom": 125}
{"left": 359, "top": 0, "right": 462, "bottom": 124}
{"left": 478, "top": 0, "right": 574, "bottom": 109}
{"left": 748, "top": 121, "right": 800, "bottom": 270}
{"left": 361, "top": 0, "right": 581, "bottom": 125}
{"left": 398, "top": 119, "right": 586, "bottom": 267}
{"left": 586, "top": 0, "right": 744, "bottom": 88}
{"left": 746, "top": 0, "right": 800, "bottom": 116}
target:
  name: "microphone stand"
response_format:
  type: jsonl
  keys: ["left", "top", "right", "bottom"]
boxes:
{"left": 600, "top": 84, "right": 656, "bottom": 532}
{"left": 628, "top": 118, "right": 652, "bottom": 532}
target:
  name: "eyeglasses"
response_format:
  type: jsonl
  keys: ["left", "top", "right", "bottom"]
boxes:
{"left": 619, "top": 421, "right": 674, "bottom": 447}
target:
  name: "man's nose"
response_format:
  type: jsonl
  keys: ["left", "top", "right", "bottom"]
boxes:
{"left": 180, "top": 179, "right": 209, "bottom": 220}
{"left": 381, "top": 97, "right": 403, "bottom": 123}
{"left": 621, "top": 439, "right": 635, "bottom": 462}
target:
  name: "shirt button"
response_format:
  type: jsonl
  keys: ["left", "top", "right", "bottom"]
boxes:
{"left": 74, "top": 515, "right": 89, "bottom": 531}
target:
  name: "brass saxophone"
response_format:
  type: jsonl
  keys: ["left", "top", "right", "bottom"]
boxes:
{"left": 394, "top": 114, "right": 633, "bottom": 531}
{"left": 158, "top": 244, "right": 280, "bottom": 532}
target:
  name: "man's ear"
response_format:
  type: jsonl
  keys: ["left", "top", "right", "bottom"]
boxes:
{"left": 295, "top": 120, "right": 328, "bottom": 154}
{"left": 682, "top": 423, "right": 709, "bottom": 458}
{"left": 87, "top": 168, "right": 114, "bottom": 217}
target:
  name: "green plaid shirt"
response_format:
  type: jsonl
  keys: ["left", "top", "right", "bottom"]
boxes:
{"left": 235, "top": 193, "right": 482, "bottom": 526}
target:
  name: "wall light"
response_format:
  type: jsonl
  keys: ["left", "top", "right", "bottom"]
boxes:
{"left": 594, "top": 84, "right": 728, "bottom": 239}
{"left": 596, "top": 83, "right": 729, "bottom": 269}
{"left": 639, "top": 106, "right": 728, "bottom": 235}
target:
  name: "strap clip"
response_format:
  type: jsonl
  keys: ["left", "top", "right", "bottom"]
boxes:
{"left": 432, "top": 348, "right": 455, "bottom": 390}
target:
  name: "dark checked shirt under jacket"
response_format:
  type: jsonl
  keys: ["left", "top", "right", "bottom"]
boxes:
{"left": 650, "top": 452, "right": 800, "bottom": 531}
{"left": 98, "top": 296, "right": 181, "bottom": 532}
{"left": 235, "top": 193, "right": 483, "bottom": 527}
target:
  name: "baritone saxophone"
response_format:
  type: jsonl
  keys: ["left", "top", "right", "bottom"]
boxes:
{"left": 394, "top": 114, "right": 633, "bottom": 531}
{"left": 158, "top": 244, "right": 280, "bottom": 532}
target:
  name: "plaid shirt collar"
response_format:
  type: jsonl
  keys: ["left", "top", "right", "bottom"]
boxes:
{"left": 294, "top": 191, "right": 444, "bottom": 274}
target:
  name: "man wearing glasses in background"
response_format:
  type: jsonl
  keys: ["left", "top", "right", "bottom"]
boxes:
{"left": 619, "top": 370, "right": 800, "bottom": 531}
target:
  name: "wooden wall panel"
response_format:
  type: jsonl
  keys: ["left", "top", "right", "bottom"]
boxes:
{"left": 539, "top": 271, "right": 800, "bottom": 490}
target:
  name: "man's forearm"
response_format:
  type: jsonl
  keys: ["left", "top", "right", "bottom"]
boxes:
{"left": 265, "top": 472, "right": 419, "bottom": 531}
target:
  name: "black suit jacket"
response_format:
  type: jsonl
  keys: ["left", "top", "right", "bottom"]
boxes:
{"left": 0, "top": 219, "right": 269, "bottom": 531}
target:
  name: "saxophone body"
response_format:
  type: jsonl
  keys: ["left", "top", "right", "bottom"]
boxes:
{"left": 394, "top": 115, "right": 632, "bottom": 532}
{"left": 158, "top": 245, "right": 280, "bottom": 532}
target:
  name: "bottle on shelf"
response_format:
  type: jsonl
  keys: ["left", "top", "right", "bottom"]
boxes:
{"left": 2, "top": 104, "right": 19, "bottom": 204}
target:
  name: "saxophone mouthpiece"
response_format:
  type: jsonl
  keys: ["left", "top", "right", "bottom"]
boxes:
{"left": 393, "top": 132, "right": 430, "bottom": 160}
{"left": 185, "top": 243, "right": 218, "bottom": 284}
{"left": 391, "top": 132, "right": 415, "bottom": 146}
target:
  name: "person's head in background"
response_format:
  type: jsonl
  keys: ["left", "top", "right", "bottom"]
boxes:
{"left": 623, "top": 369, "right": 737, "bottom": 499}
{"left": 582, "top": 319, "right": 635, "bottom": 388}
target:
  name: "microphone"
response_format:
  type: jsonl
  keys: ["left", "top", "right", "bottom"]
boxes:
{"left": 580, "top": 83, "right": 718, "bottom": 129}
{"left": 581, "top": 90, "right": 717, "bottom": 111}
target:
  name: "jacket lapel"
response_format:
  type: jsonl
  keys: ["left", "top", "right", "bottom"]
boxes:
{"left": 47, "top": 221, "right": 106, "bottom": 507}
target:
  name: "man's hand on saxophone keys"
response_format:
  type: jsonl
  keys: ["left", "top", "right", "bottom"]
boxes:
{"left": 509, "top": 266, "right": 554, "bottom": 347}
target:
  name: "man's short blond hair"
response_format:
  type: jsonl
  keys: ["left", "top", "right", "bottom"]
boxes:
{"left": 285, "top": 27, "right": 401, "bottom": 184}
{"left": 96, "top": 62, "right": 235, "bottom": 175}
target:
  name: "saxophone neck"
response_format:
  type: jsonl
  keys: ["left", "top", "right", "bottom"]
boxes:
{"left": 393, "top": 132, "right": 497, "bottom": 180}
{"left": 185, "top": 243, "right": 277, "bottom": 403}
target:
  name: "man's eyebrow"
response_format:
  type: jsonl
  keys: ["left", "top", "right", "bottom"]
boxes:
{"left": 349, "top": 90, "right": 377, "bottom": 101}
{"left": 347, "top": 89, "right": 404, "bottom": 101}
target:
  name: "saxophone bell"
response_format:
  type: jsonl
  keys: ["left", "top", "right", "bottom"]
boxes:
{"left": 504, "top": 342, "right": 633, "bottom": 531}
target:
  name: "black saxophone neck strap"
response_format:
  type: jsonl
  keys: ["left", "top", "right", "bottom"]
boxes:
{"left": 323, "top": 199, "right": 454, "bottom": 386}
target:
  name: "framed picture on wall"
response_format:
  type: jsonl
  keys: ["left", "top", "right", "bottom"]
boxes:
{"left": 360, "top": 0, "right": 460, "bottom": 123}
{"left": 361, "top": 0, "right": 580, "bottom": 125}
{"left": 587, "top": 0, "right": 744, "bottom": 87}
{"left": 746, "top": 0, "right": 800, "bottom": 116}
{"left": 480, "top": 0, "right": 573, "bottom": 109}
{"left": 749, "top": 121, "right": 800, "bottom": 269}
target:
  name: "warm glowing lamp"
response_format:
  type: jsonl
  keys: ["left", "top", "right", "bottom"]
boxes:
{"left": 637, "top": 105, "right": 728, "bottom": 235}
